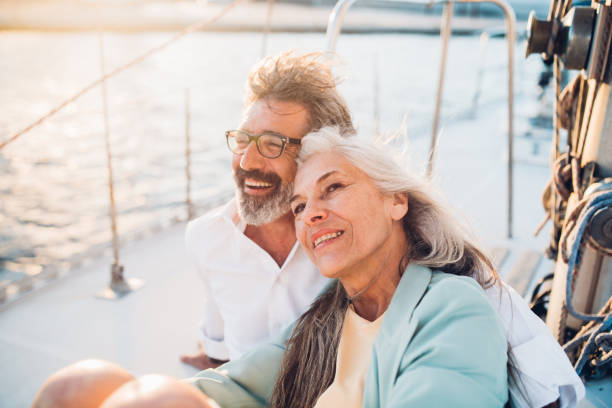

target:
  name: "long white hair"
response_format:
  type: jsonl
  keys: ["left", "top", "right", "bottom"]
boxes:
{"left": 297, "top": 126, "right": 497, "bottom": 286}
{"left": 270, "top": 127, "right": 500, "bottom": 408}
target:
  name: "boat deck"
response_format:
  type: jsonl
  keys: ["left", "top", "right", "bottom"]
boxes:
{"left": 0, "top": 222, "right": 204, "bottom": 406}
{"left": 0, "top": 97, "right": 566, "bottom": 406}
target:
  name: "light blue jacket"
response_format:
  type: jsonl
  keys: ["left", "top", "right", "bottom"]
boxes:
{"left": 187, "top": 265, "right": 508, "bottom": 407}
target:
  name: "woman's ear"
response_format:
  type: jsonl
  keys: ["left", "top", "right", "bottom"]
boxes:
{"left": 390, "top": 193, "right": 408, "bottom": 221}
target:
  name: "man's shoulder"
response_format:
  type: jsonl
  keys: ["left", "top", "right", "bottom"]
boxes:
{"left": 186, "top": 200, "right": 236, "bottom": 243}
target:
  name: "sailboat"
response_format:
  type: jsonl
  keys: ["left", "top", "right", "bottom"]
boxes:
{"left": 0, "top": 0, "right": 609, "bottom": 406}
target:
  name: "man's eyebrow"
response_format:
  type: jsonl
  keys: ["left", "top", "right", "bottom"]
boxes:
{"left": 264, "top": 130, "right": 289, "bottom": 138}
{"left": 289, "top": 170, "right": 338, "bottom": 204}
{"left": 241, "top": 128, "right": 289, "bottom": 139}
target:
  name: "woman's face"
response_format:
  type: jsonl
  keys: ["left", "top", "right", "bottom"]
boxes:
{"left": 291, "top": 152, "right": 407, "bottom": 280}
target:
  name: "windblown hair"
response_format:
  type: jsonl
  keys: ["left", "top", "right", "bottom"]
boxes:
{"left": 269, "top": 127, "right": 499, "bottom": 408}
{"left": 245, "top": 51, "right": 355, "bottom": 135}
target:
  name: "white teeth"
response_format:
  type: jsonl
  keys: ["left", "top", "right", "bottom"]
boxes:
{"left": 245, "top": 180, "right": 273, "bottom": 188}
{"left": 314, "top": 231, "right": 343, "bottom": 247}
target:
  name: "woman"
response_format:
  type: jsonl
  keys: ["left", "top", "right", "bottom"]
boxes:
{"left": 33, "top": 127, "right": 509, "bottom": 408}
{"left": 186, "top": 126, "right": 508, "bottom": 407}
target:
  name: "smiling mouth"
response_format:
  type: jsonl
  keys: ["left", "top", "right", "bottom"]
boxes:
{"left": 313, "top": 231, "right": 344, "bottom": 248}
{"left": 244, "top": 179, "right": 274, "bottom": 190}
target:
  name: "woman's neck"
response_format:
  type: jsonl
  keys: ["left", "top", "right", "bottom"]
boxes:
{"left": 341, "top": 226, "right": 409, "bottom": 321}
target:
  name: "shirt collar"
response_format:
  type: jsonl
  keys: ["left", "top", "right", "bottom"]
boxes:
{"left": 220, "top": 197, "right": 302, "bottom": 270}
{"left": 220, "top": 197, "right": 247, "bottom": 233}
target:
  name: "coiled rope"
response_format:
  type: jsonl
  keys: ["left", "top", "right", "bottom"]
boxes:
{"left": 560, "top": 190, "right": 612, "bottom": 375}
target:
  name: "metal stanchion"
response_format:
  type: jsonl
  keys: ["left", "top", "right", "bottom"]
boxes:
{"left": 95, "top": 6, "right": 144, "bottom": 300}
{"left": 427, "top": 1, "right": 454, "bottom": 179}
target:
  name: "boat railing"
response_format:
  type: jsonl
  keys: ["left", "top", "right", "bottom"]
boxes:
{"left": 326, "top": 0, "right": 516, "bottom": 239}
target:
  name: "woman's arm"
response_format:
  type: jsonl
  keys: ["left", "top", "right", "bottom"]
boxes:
{"left": 186, "top": 325, "right": 292, "bottom": 407}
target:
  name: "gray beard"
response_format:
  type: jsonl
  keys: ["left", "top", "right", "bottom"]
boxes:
{"left": 235, "top": 181, "right": 293, "bottom": 226}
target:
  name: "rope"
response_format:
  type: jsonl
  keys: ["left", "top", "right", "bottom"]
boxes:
{"left": 97, "top": 22, "right": 121, "bottom": 268}
{"left": 560, "top": 191, "right": 612, "bottom": 375}
{"left": 562, "top": 191, "right": 612, "bottom": 322}
{"left": 185, "top": 88, "right": 194, "bottom": 221}
{"left": 564, "top": 299, "right": 612, "bottom": 375}
{"left": 553, "top": 56, "right": 562, "bottom": 158}
{"left": 0, "top": 0, "right": 245, "bottom": 151}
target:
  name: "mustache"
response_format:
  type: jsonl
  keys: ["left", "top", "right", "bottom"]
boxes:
{"left": 234, "top": 168, "right": 282, "bottom": 186}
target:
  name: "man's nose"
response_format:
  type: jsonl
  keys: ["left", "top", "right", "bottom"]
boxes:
{"left": 239, "top": 141, "right": 265, "bottom": 170}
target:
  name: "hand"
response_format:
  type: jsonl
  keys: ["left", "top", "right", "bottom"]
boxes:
{"left": 180, "top": 342, "right": 228, "bottom": 370}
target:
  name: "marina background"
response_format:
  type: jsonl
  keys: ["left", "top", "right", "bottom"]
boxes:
{"left": 1, "top": 0, "right": 546, "bottom": 297}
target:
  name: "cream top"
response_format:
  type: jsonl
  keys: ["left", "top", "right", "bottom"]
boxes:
{"left": 314, "top": 305, "right": 385, "bottom": 408}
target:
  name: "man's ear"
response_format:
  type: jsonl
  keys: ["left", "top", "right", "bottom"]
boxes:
{"left": 390, "top": 193, "right": 408, "bottom": 221}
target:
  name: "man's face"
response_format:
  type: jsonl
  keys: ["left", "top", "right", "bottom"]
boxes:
{"left": 232, "top": 99, "right": 310, "bottom": 225}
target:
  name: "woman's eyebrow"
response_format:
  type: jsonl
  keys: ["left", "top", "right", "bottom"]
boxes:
{"left": 289, "top": 170, "right": 339, "bottom": 204}
{"left": 317, "top": 170, "right": 338, "bottom": 184}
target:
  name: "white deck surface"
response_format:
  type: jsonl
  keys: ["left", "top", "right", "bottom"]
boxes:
{"left": 0, "top": 222, "right": 204, "bottom": 406}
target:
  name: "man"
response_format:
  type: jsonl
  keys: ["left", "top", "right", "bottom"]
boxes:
{"left": 180, "top": 51, "right": 355, "bottom": 369}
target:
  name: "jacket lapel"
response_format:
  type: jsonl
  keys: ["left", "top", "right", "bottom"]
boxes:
{"left": 362, "top": 264, "right": 433, "bottom": 407}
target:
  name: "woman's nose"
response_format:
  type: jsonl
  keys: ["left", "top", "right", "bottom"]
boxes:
{"left": 304, "top": 202, "right": 327, "bottom": 225}
{"left": 239, "top": 141, "right": 264, "bottom": 170}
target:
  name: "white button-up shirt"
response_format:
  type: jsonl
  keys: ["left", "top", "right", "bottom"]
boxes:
{"left": 185, "top": 199, "right": 328, "bottom": 361}
{"left": 486, "top": 282, "right": 585, "bottom": 408}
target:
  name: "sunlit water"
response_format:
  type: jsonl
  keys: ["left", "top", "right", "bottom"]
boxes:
{"left": 0, "top": 30, "right": 542, "bottom": 285}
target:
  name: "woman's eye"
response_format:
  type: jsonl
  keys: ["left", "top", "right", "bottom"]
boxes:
{"left": 325, "top": 183, "right": 343, "bottom": 194}
{"left": 292, "top": 203, "right": 305, "bottom": 215}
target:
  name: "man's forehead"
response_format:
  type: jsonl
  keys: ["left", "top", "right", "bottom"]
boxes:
{"left": 240, "top": 99, "right": 310, "bottom": 137}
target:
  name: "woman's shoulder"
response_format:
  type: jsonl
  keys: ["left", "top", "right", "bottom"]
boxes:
{"left": 411, "top": 269, "right": 506, "bottom": 338}
{"left": 426, "top": 270, "right": 491, "bottom": 305}
{"left": 392, "top": 265, "right": 498, "bottom": 324}
{"left": 382, "top": 268, "right": 508, "bottom": 407}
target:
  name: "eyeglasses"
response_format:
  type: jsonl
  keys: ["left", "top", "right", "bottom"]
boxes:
{"left": 225, "top": 129, "right": 301, "bottom": 159}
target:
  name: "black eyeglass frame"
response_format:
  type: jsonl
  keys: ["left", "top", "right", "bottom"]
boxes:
{"left": 225, "top": 129, "right": 302, "bottom": 159}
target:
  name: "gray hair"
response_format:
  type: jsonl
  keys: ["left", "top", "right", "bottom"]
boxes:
{"left": 245, "top": 51, "right": 355, "bottom": 136}
{"left": 298, "top": 127, "right": 496, "bottom": 285}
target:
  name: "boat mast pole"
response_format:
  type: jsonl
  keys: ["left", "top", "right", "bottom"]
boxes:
{"left": 428, "top": 0, "right": 454, "bottom": 179}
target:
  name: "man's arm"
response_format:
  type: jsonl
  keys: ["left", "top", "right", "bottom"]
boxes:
{"left": 183, "top": 218, "right": 231, "bottom": 368}
{"left": 180, "top": 274, "right": 230, "bottom": 370}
